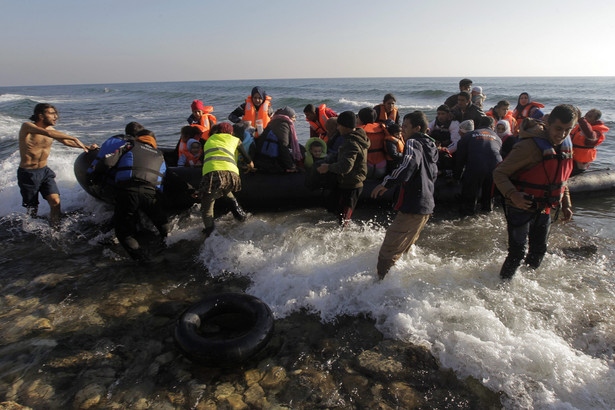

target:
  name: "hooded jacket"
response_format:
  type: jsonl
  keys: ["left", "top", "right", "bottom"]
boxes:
{"left": 493, "top": 119, "right": 572, "bottom": 208}
{"left": 328, "top": 128, "right": 370, "bottom": 189}
{"left": 381, "top": 133, "right": 438, "bottom": 214}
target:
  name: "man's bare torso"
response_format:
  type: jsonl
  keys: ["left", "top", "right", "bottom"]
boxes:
{"left": 19, "top": 124, "right": 54, "bottom": 169}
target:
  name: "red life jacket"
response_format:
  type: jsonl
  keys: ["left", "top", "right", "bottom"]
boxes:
{"left": 512, "top": 136, "right": 573, "bottom": 208}
{"left": 570, "top": 122, "right": 609, "bottom": 163}
{"left": 307, "top": 104, "right": 330, "bottom": 141}
{"left": 375, "top": 104, "right": 398, "bottom": 123}
{"left": 360, "top": 123, "right": 387, "bottom": 166}
{"left": 243, "top": 95, "right": 272, "bottom": 138}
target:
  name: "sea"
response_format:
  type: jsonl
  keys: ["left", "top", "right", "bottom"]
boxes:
{"left": 1, "top": 77, "right": 614, "bottom": 409}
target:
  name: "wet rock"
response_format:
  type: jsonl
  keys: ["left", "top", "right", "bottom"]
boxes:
{"left": 22, "top": 379, "right": 55, "bottom": 407}
{"left": 155, "top": 351, "right": 175, "bottom": 365}
{"left": 72, "top": 383, "right": 105, "bottom": 409}
{"left": 244, "top": 368, "right": 263, "bottom": 386}
{"left": 341, "top": 374, "right": 371, "bottom": 400}
{"left": 259, "top": 366, "right": 287, "bottom": 390}
{"left": 187, "top": 381, "right": 208, "bottom": 406}
{"left": 166, "top": 391, "right": 186, "bottom": 407}
{"left": 195, "top": 399, "right": 217, "bottom": 410}
{"left": 225, "top": 393, "right": 248, "bottom": 410}
{"left": 0, "top": 402, "right": 32, "bottom": 410}
{"left": 214, "top": 382, "right": 235, "bottom": 400}
{"left": 6, "top": 379, "right": 24, "bottom": 401}
{"left": 357, "top": 349, "right": 404, "bottom": 377}
{"left": 243, "top": 383, "right": 268, "bottom": 408}
{"left": 97, "top": 304, "right": 127, "bottom": 318}
{"left": 32, "top": 273, "right": 72, "bottom": 288}
{"left": 34, "top": 318, "right": 53, "bottom": 331}
{"left": 387, "top": 381, "right": 423, "bottom": 408}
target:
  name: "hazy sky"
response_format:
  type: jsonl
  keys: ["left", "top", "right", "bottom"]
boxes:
{"left": 2, "top": 0, "right": 614, "bottom": 86}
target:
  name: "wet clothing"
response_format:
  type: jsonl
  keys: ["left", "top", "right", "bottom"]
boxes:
{"left": 17, "top": 166, "right": 59, "bottom": 208}
{"left": 88, "top": 134, "right": 133, "bottom": 181}
{"left": 327, "top": 128, "right": 370, "bottom": 190}
{"left": 200, "top": 133, "right": 251, "bottom": 231}
{"left": 493, "top": 119, "right": 573, "bottom": 279}
{"left": 103, "top": 138, "right": 169, "bottom": 260}
{"left": 454, "top": 128, "right": 502, "bottom": 215}
{"left": 325, "top": 128, "right": 370, "bottom": 224}
{"left": 377, "top": 132, "right": 438, "bottom": 279}
{"left": 381, "top": 133, "right": 438, "bottom": 214}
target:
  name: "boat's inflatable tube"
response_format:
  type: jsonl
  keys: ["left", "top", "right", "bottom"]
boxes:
{"left": 174, "top": 293, "right": 275, "bottom": 365}
{"left": 75, "top": 149, "right": 615, "bottom": 211}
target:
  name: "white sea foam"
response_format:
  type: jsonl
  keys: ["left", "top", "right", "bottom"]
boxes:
{"left": 195, "top": 210, "right": 615, "bottom": 409}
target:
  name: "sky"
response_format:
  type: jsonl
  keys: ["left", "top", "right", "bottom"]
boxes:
{"left": 2, "top": 0, "right": 615, "bottom": 87}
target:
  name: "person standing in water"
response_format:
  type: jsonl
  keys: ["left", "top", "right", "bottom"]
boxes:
{"left": 17, "top": 103, "right": 96, "bottom": 227}
{"left": 493, "top": 104, "right": 577, "bottom": 280}
{"left": 371, "top": 111, "right": 438, "bottom": 279}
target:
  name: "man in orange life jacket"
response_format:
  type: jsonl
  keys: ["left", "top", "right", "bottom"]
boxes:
{"left": 303, "top": 103, "right": 337, "bottom": 140}
{"left": 570, "top": 108, "right": 609, "bottom": 175}
{"left": 493, "top": 104, "right": 578, "bottom": 280}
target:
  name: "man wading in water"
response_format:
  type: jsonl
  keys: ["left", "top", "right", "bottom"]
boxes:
{"left": 17, "top": 103, "right": 96, "bottom": 228}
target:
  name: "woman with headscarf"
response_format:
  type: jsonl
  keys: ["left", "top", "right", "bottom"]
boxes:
{"left": 512, "top": 92, "right": 544, "bottom": 133}
{"left": 496, "top": 119, "right": 518, "bottom": 158}
{"left": 228, "top": 86, "right": 274, "bottom": 137}
{"left": 254, "top": 106, "right": 303, "bottom": 173}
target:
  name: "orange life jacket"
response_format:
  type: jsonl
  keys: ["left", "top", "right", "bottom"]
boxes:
{"left": 512, "top": 137, "right": 573, "bottom": 209}
{"left": 486, "top": 109, "right": 517, "bottom": 134}
{"left": 307, "top": 104, "right": 330, "bottom": 141}
{"left": 375, "top": 104, "right": 398, "bottom": 123}
{"left": 243, "top": 95, "right": 272, "bottom": 138}
{"left": 182, "top": 150, "right": 202, "bottom": 167}
{"left": 512, "top": 101, "right": 545, "bottom": 121}
{"left": 570, "top": 122, "right": 609, "bottom": 163}
{"left": 178, "top": 140, "right": 189, "bottom": 159}
{"left": 190, "top": 107, "right": 217, "bottom": 141}
{"left": 360, "top": 123, "right": 388, "bottom": 166}
{"left": 384, "top": 133, "right": 404, "bottom": 161}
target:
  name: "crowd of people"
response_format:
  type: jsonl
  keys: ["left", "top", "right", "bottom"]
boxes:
{"left": 17, "top": 78, "right": 610, "bottom": 279}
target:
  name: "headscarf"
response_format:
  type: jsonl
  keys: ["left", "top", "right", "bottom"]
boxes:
{"left": 513, "top": 92, "right": 530, "bottom": 115}
{"left": 272, "top": 106, "right": 302, "bottom": 163}
{"left": 496, "top": 120, "right": 512, "bottom": 138}
{"left": 251, "top": 86, "right": 267, "bottom": 104}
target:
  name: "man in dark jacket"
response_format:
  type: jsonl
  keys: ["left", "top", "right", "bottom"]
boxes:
{"left": 99, "top": 129, "right": 169, "bottom": 261}
{"left": 317, "top": 111, "right": 370, "bottom": 226}
{"left": 452, "top": 91, "right": 485, "bottom": 128}
{"left": 371, "top": 111, "right": 438, "bottom": 279}
{"left": 454, "top": 116, "right": 502, "bottom": 215}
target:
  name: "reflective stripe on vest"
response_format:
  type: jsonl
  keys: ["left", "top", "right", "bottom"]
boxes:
{"left": 202, "top": 133, "right": 240, "bottom": 175}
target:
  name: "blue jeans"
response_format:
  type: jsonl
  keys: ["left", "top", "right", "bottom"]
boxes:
{"left": 500, "top": 205, "right": 551, "bottom": 279}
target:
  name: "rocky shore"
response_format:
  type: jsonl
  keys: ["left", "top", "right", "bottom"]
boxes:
{"left": 0, "top": 239, "right": 503, "bottom": 409}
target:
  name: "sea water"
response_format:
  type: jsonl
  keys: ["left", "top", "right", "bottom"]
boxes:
{"left": 1, "top": 77, "right": 614, "bottom": 408}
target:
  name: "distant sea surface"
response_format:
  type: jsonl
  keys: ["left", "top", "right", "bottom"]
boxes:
{"left": 1, "top": 77, "right": 614, "bottom": 408}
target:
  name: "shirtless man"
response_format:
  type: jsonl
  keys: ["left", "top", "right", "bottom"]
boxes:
{"left": 18, "top": 103, "right": 96, "bottom": 227}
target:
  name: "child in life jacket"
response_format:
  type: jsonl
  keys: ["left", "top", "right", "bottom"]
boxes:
{"left": 178, "top": 138, "right": 203, "bottom": 167}
{"left": 304, "top": 137, "right": 327, "bottom": 169}
{"left": 384, "top": 122, "right": 404, "bottom": 172}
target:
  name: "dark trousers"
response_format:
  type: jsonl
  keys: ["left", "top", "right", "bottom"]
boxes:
{"left": 326, "top": 186, "right": 362, "bottom": 226}
{"left": 114, "top": 184, "right": 169, "bottom": 260}
{"left": 500, "top": 205, "right": 551, "bottom": 279}
{"left": 460, "top": 171, "right": 495, "bottom": 216}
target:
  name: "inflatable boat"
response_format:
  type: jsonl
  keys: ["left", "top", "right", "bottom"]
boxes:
{"left": 74, "top": 148, "right": 615, "bottom": 212}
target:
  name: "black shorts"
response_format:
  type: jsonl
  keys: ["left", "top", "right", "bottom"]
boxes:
{"left": 17, "top": 166, "right": 60, "bottom": 208}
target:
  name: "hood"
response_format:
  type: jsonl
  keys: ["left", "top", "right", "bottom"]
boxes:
{"left": 306, "top": 137, "right": 327, "bottom": 154}
{"left": 518, "top": 118, "right": 548, "bottom": 140}
{"left": 348, "top": 128, "right": 370, "bottom": 149}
